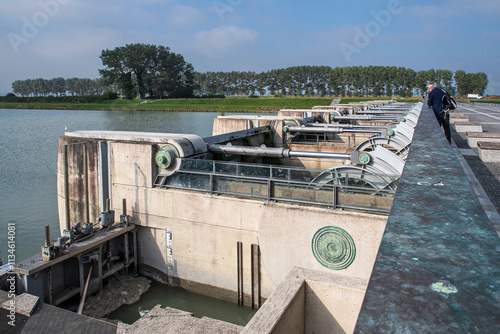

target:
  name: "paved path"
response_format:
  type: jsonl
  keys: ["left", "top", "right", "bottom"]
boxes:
{"left": 450, "top": 102, "right": 500, "bottom": 237}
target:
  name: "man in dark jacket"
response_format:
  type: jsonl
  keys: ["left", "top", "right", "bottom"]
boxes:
{"left": 427, "top": 81, "right": 451, "bottom": 144}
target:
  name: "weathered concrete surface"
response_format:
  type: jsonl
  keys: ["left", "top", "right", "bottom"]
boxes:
{"left": 305, "top": 280, "right": 365, "bottom": 334}
{"left": 58, "top": 131, "right": 388, "bottom": 308}
{"left": 242, "top": 267, "right": 367, "bottom": 334}
{"left": 478, "top": 141, "right": 500, "bottom": 162}
{"left": 116, "top": 304, "right": 243, "bottom": 334}
{"left": 21, "top": 303, "right": 116, "bottom": 333}
{"left": 1, "top": 293, "right": 39, "bottom": 317}
{"left": 355, "top": 102, "right": 500, "bottom": 333}
{"left": 242, "top": 269, "right": 304, "bottom": 334}
{"left": 257, "top": 202, "right": 387, "bottom": 287}
{"left": 83, "top": 275, "right": 151, "bottom": 318}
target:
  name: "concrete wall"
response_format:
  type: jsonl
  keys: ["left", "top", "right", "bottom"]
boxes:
{"left": 243, "top": 267, "right": 367, "bottom": 334}
{"left": 58, "top": 134, "right": 388, "bottom": 306}
{"left": 305, "top": 280, "right": 365, "bottom": 333}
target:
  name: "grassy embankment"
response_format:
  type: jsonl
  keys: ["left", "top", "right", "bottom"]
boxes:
{"left": 0, "top": 96, "right": 419, "bottom": 113}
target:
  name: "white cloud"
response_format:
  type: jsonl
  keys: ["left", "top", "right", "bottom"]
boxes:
{"left": 166, "top": 5, "right": 207, "bottom": 26}
{"left": 194, "top": 25, "right": 258, "bottom": 54}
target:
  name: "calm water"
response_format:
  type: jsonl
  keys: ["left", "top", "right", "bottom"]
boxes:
{"left": 0, "top": 108, "right": 256, "bottom": 325}
{"left": 107, "top": 280, "right": 256, "bottom": 326}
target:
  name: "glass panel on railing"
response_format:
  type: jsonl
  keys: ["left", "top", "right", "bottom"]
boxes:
{"left": 237, "top": 164, "right": 271, "bottom": 178}
{"left": 273, "top": 182, "right": 335, "bottom": 205}
{"left": 178, "top": 159, "right": 213, "bottom": 173}
{"left": 165, "top": 172, "right": 211, "bottom": 191}
{"left": 337, "top": 187, "right": 394, "bottom": 211}
{"left": 214, "top": 161, "right": 238, "bottom": 175}
{"left": 216, "top": 176, "right": 267, "bottom": 198}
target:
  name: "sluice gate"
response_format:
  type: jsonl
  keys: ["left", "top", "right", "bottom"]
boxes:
{"left": 9, "top": 99, "right": 483, "bottom": 334}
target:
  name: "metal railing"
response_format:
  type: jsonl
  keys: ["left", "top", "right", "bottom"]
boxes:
{"left": 155, "top": 159, "right": 397, "bottom": 214}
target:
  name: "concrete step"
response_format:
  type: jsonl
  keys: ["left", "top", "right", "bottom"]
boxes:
{"left": 466, "top": 132, "right": 500, "bottom": 148}
{"left": 478, "top": 141, "right": 500, "bottom": 162}
{"left": 454, "top": 122, "right": 483, "bottom": 133}
{"left": 450, "top": 115, "right": 469, "bottom": 124}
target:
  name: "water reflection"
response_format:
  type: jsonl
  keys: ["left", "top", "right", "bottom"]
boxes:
{"left": 106, "top": 280, "right": 257, "bottom": 326}
{"left": 0, "top": 109, "right": 240, "bottom": 262}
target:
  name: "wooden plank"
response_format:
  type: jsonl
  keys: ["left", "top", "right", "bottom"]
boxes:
{"left": 467, "top": 132, "right": 500, "bottom": 138}
{"left": 478, "top": 141, "right": 500, "bottom": 150}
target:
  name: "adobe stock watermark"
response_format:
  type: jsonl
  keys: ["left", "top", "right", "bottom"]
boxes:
{"left": 7, "top": 0, "right": 70, "bottom": 54}
{"left": 340, "top": 0, "right": 403, "bottom": 63}
{"left": 6, "top": 222, "right": 17, "bottom": 327}
{"left": 213, "top": 0, "right": 243, "bottom": 21}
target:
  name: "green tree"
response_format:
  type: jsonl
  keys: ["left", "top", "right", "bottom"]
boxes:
{"left": 100, "top": 43, "right": 194, "bottom": 99}
{"left": 454, "top": 70, "right": 468, "bottom": 96}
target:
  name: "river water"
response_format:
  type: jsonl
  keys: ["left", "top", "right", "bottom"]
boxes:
{"left": 0, "top": 108, "right": 257, "bottom": 325}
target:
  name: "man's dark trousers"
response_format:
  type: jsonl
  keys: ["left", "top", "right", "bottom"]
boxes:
{"left": 434, "top": 111, "right": 451, "bottom": 144}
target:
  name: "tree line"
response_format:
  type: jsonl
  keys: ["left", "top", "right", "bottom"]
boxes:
{"left": 194, "top": 66, "right": 488, "bottom": 98}
{"left": 11, "top": 44, "right": 489, "bottom": 98}
{"left": 11, "top": 77, "right": 114, "bottom": 97}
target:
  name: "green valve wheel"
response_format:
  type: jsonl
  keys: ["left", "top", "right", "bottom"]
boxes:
{"left": 358, "top": 153, "right": 371, "bottom": 165}
{"left": 312, "top": 226, "right": 356, "bottom": 270}
{"left": 400, "top": 117, "right": 406, "bottom": 122}
{"left": 155, "top": 145, "right": 178, "bottom": 169}
{"left": 386, "top": 129, "right": 395, "bottom": 137}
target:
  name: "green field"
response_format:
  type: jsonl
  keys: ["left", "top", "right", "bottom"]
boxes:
{"left": 0, "top": 96, "right": 419, "bottom": 113}
{"left": 471, "top": 99, "right": 500, "bottom": 104}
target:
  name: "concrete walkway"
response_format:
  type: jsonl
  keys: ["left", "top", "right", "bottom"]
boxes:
{"left": 450, "top": 103, "right": 500, "bottom": 237}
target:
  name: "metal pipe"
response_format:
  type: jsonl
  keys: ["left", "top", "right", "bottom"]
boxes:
{"left": 237, "top": 242, "right": 243, "bottom": 305}
{"left": 357, "top": 110, "right": 406, "bottom": 115}
{"left": 331, "top": 115, "right": 399, "bottom": 121}
{"left": 208, "top": 144, "right": 289, "bottom": 158}
{"left": 77, "top": 265, "right": 93, "bottom": 314}
{"left": 83, "top": 144, "right": 89, "bottom": 224}
{"left": 251, "top": 244, "right": 261, "bottom": 309}
{"left": 122, "top": 198, "right": 127, "bottom": 216}
{"left": 44, "top": 225, "right": 51, "bottom": 247}
{"left": 208, "top": 144, "right": 352, "bottom": 160}
{"left": 63, "top": 145, "right": 71, "bottom": 231}
{"left": 284, "top": 126, "right": 382, "bottom": 134}
{"left": 306, "top": 123, "right": 386, "bottom": 129}
{"left": 288, "top": 151, "right": 351, "bottom": 160}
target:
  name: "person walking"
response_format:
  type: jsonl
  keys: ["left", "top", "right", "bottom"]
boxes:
{"left": 427, "top": 81, "right": 451, "bottom": 144}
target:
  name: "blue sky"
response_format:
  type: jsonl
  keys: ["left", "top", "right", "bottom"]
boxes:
{"left": 1, "top": 0, "right": 499, "bottom": 94}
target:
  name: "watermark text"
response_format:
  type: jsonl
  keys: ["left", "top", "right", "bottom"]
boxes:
{"left": 8, "top": 0, "right": 70, "bottom": 53}
{"left": 6, "top": 222, "right": 16, "bottom": 326}
{"left": 213, "top": 0, "right": 243, "bottom": 21}
{"left": 340, "top": 0, "right": 403, "bottom": 62}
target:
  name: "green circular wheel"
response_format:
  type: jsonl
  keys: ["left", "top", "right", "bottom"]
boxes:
{"left": 358, "top": 153, "right": 371, "bottom": 165}
{"left": 155, "top": 145, "right": 178, "bottom": 169}
{"left": 312, "top": 226, "right": 356, "bottom": 270}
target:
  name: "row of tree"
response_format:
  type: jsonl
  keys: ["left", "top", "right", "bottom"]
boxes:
{"left": 11, "top": 77, "right": 114, "bottom": 97}
{"left": 11, "top": 44, "right": 488, "bottom": 98}
{"left": 454, "top": 71, "right": 489, "bottom": 97}
{"left": 194, "top": 66, "right": 487, "bottom": 98}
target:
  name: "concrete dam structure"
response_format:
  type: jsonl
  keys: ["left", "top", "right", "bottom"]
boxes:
{"left": 4, "top": 99, "right": 499, "bottom": 333}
